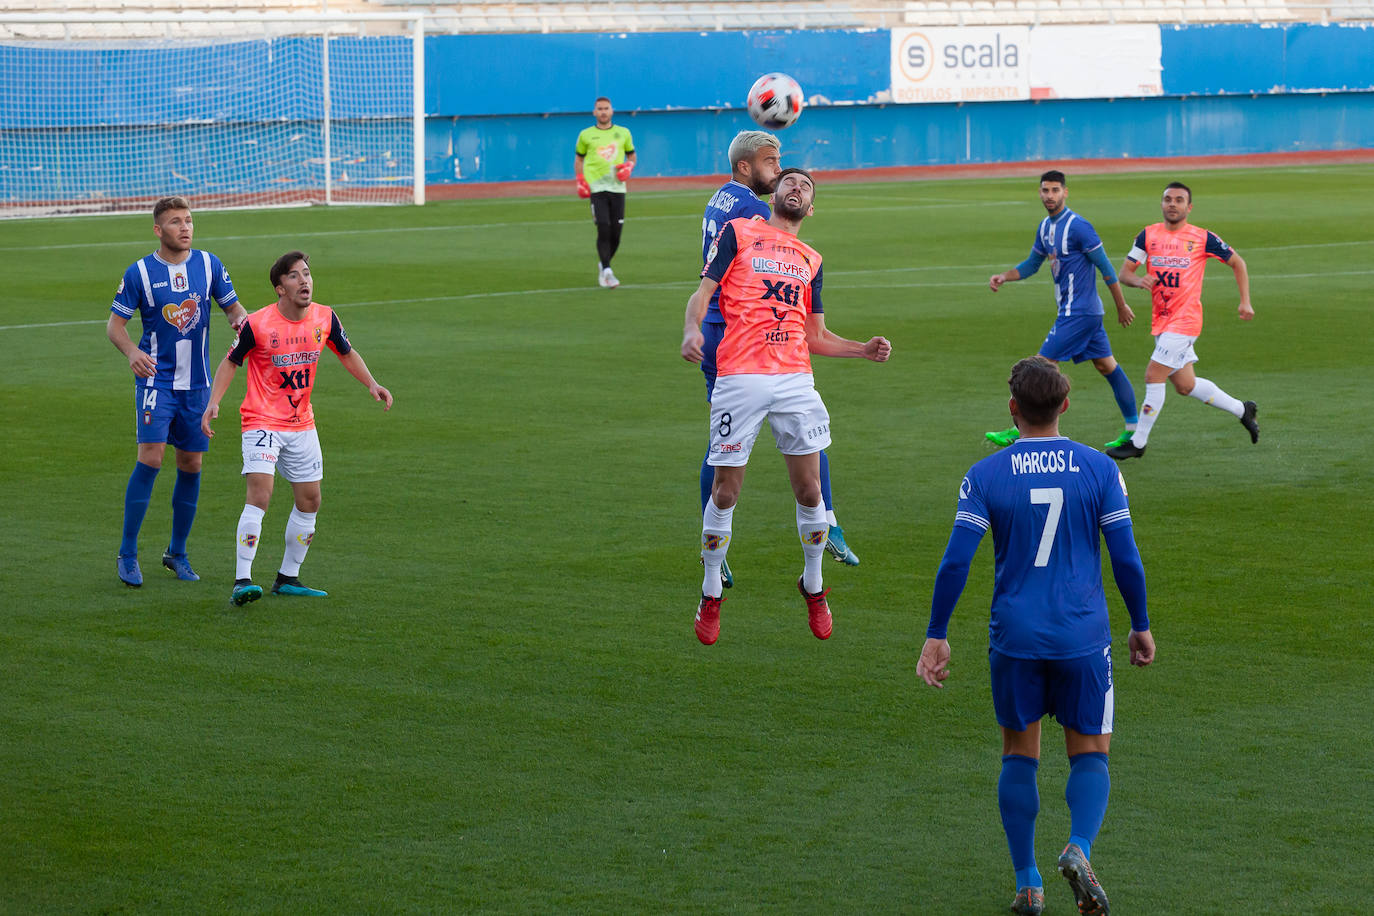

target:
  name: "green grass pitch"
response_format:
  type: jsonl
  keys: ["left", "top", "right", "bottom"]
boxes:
{"left": 2, "top": 164, "right": 1372, "bottom": 912}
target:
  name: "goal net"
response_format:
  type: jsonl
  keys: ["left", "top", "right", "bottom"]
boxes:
{"left": 0, "top": 14, "right": 424, "bottom": 218}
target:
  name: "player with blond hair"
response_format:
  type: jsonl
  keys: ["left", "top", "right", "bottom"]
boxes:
{"left": 107, "top": 195, "right": 248, "bottom": 587}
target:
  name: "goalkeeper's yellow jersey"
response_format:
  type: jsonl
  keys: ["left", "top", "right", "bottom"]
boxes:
{"left": 575, "top": 124, "right": 634, "bottom": 193}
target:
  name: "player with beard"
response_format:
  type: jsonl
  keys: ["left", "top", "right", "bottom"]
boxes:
{"left": 681, "top": 169, "right": 891, "bottom": 645}
{"left": 1106, "top": 180, "right": 1259, "bottom": 459}
{"left": 694, "top": 134, "right": 860, "bottom": 596}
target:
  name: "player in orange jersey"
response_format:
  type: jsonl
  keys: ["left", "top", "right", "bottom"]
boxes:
{"left": 1106, "top": 181, "right": 1259, "bottom": 460}
{"left": 201, "top": 251, "right": 392, "bottom": 605}
{"left": 680, "top": 168, "right": 892, "bottom": 645}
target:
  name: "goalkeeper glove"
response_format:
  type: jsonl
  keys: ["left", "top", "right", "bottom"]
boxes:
{"left": 575, "top": 176, "right": 591, "bottom": 198}
{"left": 615, "top": 160, "right": 635, "bottom": 181}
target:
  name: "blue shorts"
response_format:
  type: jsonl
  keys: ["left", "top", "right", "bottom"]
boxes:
{"left": 1039, "top": 315, "right": 1113, "bottom": 364}
{"left": 133, "top": 385, "right": 211, "bottom": 452}
{"left": 989, "top": 646, "right": 1114, "bottom": 735}
{"left": 701, "top": 320, "right": 726, "bottom": 400}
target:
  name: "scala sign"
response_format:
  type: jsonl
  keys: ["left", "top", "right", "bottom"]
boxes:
{"left": 891, "top": 27, "right": 1030, "bottom": 103}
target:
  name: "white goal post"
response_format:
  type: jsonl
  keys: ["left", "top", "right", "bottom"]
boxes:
{"left": 0, "top": 13, "right": 425, "bottom": 217}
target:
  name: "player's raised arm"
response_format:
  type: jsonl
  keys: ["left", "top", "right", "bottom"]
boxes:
{"left": 338, "top": 349, "right": 393, "bottom": 410}
{"left": 803, "top": 313, "right": 891, "bottom": 361}
{"left": 1226, "top": 250, "right": 1254, "bottom": 320}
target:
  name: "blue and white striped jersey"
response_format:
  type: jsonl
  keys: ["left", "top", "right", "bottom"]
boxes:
{"left": 110, "top": 250, "right": 239, "bottom": 390}
{"left": 954, "top": 436, "right": 1133, "bottom": 659}
{"left": 1030, "top": 208, "right": 1107, "bottom": 318}
{"left": 701, "top": 179, "right": 770, "bottom": 325}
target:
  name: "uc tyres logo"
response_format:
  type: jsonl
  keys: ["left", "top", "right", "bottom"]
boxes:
{"left": 162, "top": 293, "right": 203, "bottom": 335}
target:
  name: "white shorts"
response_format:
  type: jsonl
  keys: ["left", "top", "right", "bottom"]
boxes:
{"left": 708, "top": 373, "right": 831, "bottom": 467}
{"left": 241, "top": 428, "right": 323, "bottom": 483}
{"left": 1150, "top": 332, "right": 1199, "bottom": 371}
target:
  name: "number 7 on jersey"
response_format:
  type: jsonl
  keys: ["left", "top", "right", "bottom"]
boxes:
{"left": 1029, "top": 487, "right": 1063, "bottom": 567}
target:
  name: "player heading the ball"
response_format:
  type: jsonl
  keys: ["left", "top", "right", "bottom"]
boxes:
{"left": 682, "top": 168, "right": 891, "bottom": 646}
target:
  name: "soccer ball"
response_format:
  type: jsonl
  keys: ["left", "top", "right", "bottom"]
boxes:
{"left": 747, "top": 73, "right": 804, "bottom": 130}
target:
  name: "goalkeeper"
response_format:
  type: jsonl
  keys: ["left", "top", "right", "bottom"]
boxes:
{"left": 573, "top": 96, "right": 636, "bottom": 289}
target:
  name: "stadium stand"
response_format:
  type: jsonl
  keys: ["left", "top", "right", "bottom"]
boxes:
{"left": 0, "top": 0, "right": 1368, "bottom": 37}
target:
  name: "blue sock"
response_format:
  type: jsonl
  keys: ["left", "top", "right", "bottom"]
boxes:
{"left": 168, "top": 468, "right": 201, "bottom": 556}
{"left": 1105, "top": 365, "right": 1138, "bottom": 426}
{"left": 818, "top": 449, "right": 834, "bottom": 512}
{"left": 120, "top": 462, "right": 159, "bottom": 557}
{"left": 999, "top": 754, "right": 1042, "bottom": 889}
{"left": 1066, "top": 751, "right": 1111, "bottom": 860}
{"left": 699, "top": 452, "right": 714, "bottom": 513}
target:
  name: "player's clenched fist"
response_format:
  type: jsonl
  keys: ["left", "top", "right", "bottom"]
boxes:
{"left": 865, "top": 336, "right": 892, "bottom": 362}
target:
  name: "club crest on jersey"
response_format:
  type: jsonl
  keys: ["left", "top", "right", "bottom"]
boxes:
{"left": 269, "top": 329, "right": 281, "bottom": 349}
{"left": 162, "top": 294, "right": 202, "bottom": 335}
{"left": 314, "top": 326, "right": 322, "bottom": 344}
{"left": 171, "top": 272, "right": 188, "bottom": 291}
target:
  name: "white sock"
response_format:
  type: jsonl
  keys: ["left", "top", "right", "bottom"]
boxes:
{"left": 701, "top": 497, "right": 734, "bottom": 599}
{"left": 236, "top": 504, "right": 265, "bottom": 581}
{"left": 281, "top": 509, "right": 317, "bottom": 578}
{"left": 1132, "top": 383, "right": 1167, "bottom": 447}
{"left": 797, "top": 501, "right": 828, "bottom": 594}
{"left": 826, "top": 509, "right": 838, "bottom": 528}
{"left": 1188, "top": 377, "right": 1244, "bottom": 417}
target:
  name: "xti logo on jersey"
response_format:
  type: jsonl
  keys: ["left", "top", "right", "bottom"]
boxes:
{"left": 705, "top": 217, "right": 825, "bottom": 377}
{"left": 1128, "top": 223, "right": 1232, "bottom": 336}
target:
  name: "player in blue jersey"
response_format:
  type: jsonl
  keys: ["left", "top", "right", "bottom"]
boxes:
{"left": 105, "top": 196, "right": 248, "bottom": 587}
{"left": 918, "top": 356, "right": 1155, "bottom": 916}
{"left": 985, "top": 171, "right": 1150, "bottom": 451}
{"left": 691, "top": 130, "right": 859, "bottom": 589}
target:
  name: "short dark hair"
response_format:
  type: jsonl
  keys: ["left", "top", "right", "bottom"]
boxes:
{"left": 1165, "top": 180, "right": 1192, "bottom": 202}
{"left": 153, "top": 196, "right": 191, "bottom": 223}
{"left": 1008, "top": 355, "right": 1071, "bottom": 426}
{"left": 270, "top": 250, "right": 308, "bottom": 289}
{"left": 777, "top": 167, "right": 815, "bottom": 193}
{"left": 1039, "top": 170, "right": 1066, "bottom": 186}
{"left": 595, "top": 96, "right": 611, "bottom": 105}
